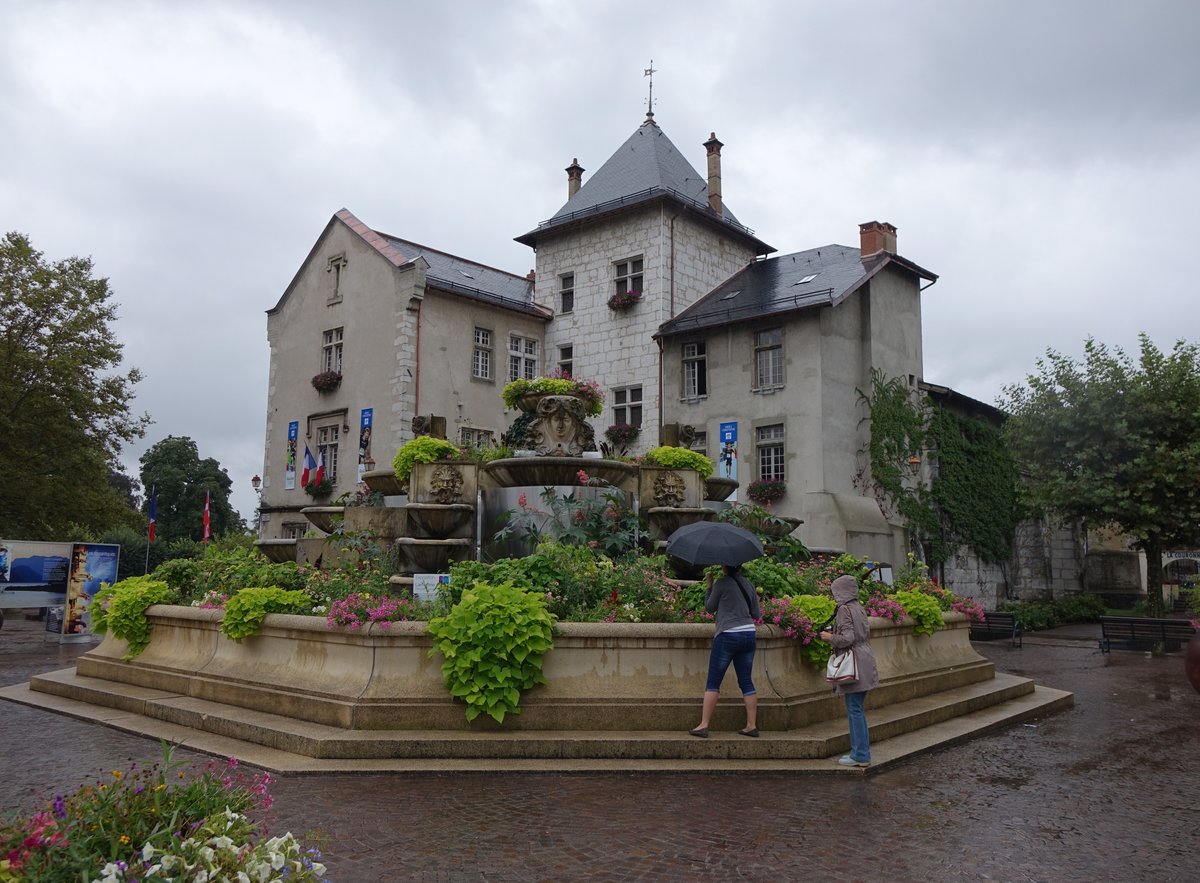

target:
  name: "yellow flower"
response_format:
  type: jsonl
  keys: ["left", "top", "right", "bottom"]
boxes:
{"left": 119, "top": 834, "right": 130, "bottom": 845}
{"left": 111, "top": 770, "right": 124, "bottom": 781}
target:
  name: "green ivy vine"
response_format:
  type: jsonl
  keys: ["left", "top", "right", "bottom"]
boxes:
{"left": 860, "top": 370, "right": 1022, "bottom": 565}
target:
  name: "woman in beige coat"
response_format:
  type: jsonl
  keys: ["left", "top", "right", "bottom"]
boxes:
{"left": 820, "top": 574, "right": 879, "bottom": 766}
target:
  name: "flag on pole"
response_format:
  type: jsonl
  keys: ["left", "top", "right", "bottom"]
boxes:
{"left": 313, "top": 449, "right": 325, "bottom": 486}
{"left": 301, "top": 445, "right": 317, "bottom": 487}
{"left": 147, "top": 487, "right": 157, "bottom": 543}
{"left": 203, "top": 491, "right": 211, "bottom": 543}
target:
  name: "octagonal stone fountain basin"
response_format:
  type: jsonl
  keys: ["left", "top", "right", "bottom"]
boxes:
{"left": 406, "top": 503, "right": 474, "bottom": 538}
{"left": 481, "top": 457, "right": 638, "bottom": 492}
{"left": 254, "top": 539, "right": 297, "bottom": 563}
{"left": 300, "top": 506, "right": 344, "bottom": 534}
{"left": 394, "top": 537, "right": 473, "bottom": 573}
{"left": 704, "top": 477, "right": 738, "bottom": 502}
{"left": 361, "top": 468, "right": 408, "bottom": 497}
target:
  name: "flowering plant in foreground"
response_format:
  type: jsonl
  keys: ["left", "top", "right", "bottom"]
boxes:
{"left": 0, "top": 744, "right": 326, "bottom": 882}
{"left": 327, "top": 591, "right": 423, "bottom": 629}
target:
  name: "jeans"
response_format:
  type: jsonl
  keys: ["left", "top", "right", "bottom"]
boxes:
{"left": 844, "top": 690, "right": 871, "bottom": 763}
{"left": 705, "top": 630, "right": 756, "bottom": 694}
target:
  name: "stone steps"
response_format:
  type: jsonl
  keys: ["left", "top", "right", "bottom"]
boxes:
{"left": 5, "top": 668, "right": 1072, "bottom": 773}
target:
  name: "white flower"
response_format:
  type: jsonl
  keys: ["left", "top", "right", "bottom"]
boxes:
{"left": 212, "top": 835, "right": 234, "bottom": 850}
{"left": 142, "top": 843, "right": 157, "bottom": 862}
{"left": 200, "top": 845, "right": 216, "bottom": 863}
{"left": 236, "top": 873, "right": 251, "bottom": 883}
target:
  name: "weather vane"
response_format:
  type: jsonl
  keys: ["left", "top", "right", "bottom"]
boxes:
{"left": 644, "top": 60, "right": 657, "bottom": 118}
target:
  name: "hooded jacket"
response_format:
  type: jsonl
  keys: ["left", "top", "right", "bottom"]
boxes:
{"left": 829, "top": 575, "right": 879, "bottom": 694}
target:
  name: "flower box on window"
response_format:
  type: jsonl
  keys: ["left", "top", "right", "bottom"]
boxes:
{"left": 607, "top": 289, "right": 642, "bottom": 311}
{"left": 746, "top": 479, "right": 786, "bottom": 505}
{"left": 311, "top": 370, "right": 343, "bottom": 393}
{"left": 604, "top": 422, "right": 641, "bottom": 447}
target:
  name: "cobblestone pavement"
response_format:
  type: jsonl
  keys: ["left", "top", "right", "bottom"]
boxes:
{"left": 2, "top": 614, "right": 1197, "bottom": 882}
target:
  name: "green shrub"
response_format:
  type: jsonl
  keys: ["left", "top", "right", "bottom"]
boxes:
{"left": 151, "top": 547, "right": 303, "bottom": 604}
{"left": 997, "top": 600, "right": 1060, "bottom": 631}
{"left": 426, "top": 579, "right": 556, "bottom": 723}
{"left": 220, "top": 587, "right": 315, "bottom": 641}
{"left": 391, "top": 436, "right": 462, "bottom": 482}
{"left": 1053, "top": 593, "right": 1107, "bottom": 623}
{"left": 643, "top": 445, "right": 715, "bottom": 479}
{"left": 91, "top": 576, "right": 174, "bottom": 659}
{"left": 742, "top": 558, "right": 804, "bottom": 598}
{"left": 894, "top": 590, "right": 945, "bottom": 636}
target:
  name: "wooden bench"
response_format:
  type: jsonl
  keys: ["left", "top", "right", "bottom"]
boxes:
{"left": 1098, "top": 616, "right": 1196, "bottom": 653}
{"left": 969, "top": 611, "right": 1022, "bottom": 647}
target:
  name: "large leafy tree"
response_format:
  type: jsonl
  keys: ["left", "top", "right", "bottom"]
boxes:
{"left": 140, "top": 436, "right": 242, "bottom": 542}
{"left": 0, "top": 232, "right": 150, "bottom": 537}
{"left": 1000, "top": 335, "right": 1200, "bottom": 615}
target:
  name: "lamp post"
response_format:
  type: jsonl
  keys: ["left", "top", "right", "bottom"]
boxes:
{"left": 251, "top": 474, "right": 262, "bottom": 494}
{"left": 250, "top": 475, "right": 263, "bottom": 537}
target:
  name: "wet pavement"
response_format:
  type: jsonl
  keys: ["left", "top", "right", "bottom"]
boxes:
{"left": 2, "top": 614, "right": 1197, "bottom": 882}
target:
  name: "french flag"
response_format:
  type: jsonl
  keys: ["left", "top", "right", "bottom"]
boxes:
{"left": 301, "top": 446, "right": 317, "bottom": 486}
{"left": 313, "top": 449, "right": 326, "bottom": 485}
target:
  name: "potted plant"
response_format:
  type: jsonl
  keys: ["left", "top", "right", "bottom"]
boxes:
{"left": 747, "top": 478, "right": 786, "bottom": 505}
{"left": 604, "top": 422, "right": 641, "bottom": 449}
{"left": 303, "top": 475, "right": 334, "bottom": 499}
{"left": 310, "top": 370, "right": 342, "bottom": 393}
{"left": 607, "top": 289, "right": 642, "bottom": 311}
{"left": 643, "top": 446, "right": 715, "bottom": 479}
{"left": 392, "top": 436, "right": 463, "bottom": 483}
{"left": 501, "top": 370, "right": 604, "bottom": 417}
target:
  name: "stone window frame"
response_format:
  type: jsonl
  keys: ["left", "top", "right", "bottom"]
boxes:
{"left": 681, "top": 340, "right": 708, "bottom": 400}
{"left": 282, "top": 522, "right": 308, "bottom": 539}
{"left": 472, "top": 326, "right": 493, "bottom": 381}
{"left": 558, "top": 344, "right": 574, "bottom": 378}
{"left": 752, "top": 327, "right": 784, "bottom": 391}
{"left": 459, "top": 426, "right": 495, "bottom": 447}
{"left": 326, "top": 253, "right": 347, "bottom": 304}
{"left": 754, "top": 422, "right": 786, "bottom": 482}
{"left": 316, "top": 421, "right": 341, "bottom": 482}
{"left": 613, "top": 385, "right": 643, "bottom": 428}
{"left": 614, "top": 256, "right": 644, "bottom": 297}
{"left": 559, "top": 272, "right": 575, "bottom": 314}
{"left": 508, "top": 334, "right": 539, "bottom": 382}
{"left": 322, "top": 327, "right": 344, "bottom": 374}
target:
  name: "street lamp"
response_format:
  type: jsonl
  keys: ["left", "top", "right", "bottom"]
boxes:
{"left": 251, "top": 474, "right": 262, "bottom": 495}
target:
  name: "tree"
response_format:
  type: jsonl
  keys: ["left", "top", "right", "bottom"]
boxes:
{"left": 139, "top": 436, "right": 243, "bottom": 543}
{"left": 0, "top": 232, "right": 150, "bottom": 537}
{"left": 1000, "top": 335, "right": 1200, "bottom": 616}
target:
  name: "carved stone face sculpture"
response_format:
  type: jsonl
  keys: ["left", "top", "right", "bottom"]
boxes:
{"left": 527, "top": 395, "right": 596, "bottom": 456}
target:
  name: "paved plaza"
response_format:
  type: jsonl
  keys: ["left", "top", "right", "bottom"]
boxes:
{"left": 1, "top": 614, "right": 1196, "bottom": 882}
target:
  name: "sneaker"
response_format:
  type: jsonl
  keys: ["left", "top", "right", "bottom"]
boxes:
{"left": 837, "top": 755, "right": 870, "bottom": 767}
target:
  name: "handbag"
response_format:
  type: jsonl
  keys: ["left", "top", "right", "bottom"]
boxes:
{"left": 825, "top": 647, "right": 859, "bottom": 683}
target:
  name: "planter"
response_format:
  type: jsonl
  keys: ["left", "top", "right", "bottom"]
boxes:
{"left": 638, "top": 467, "right": 703, "bottom": 511}
{"left": 1187, "top": 632, "right": 1200, "bottom": 695}
{"left": 704, "top": 476, "right": 738, "bottom": 502}
{"left": 744, "top": 514, "right": 803, "bottom": 539}
{"left": 300, "top": 506, "right": 344, "bottom": 534}
{"left": 254, "top": 539, "right": 297, "bottom": 563}
{"left": 361, "top": 468, "right": 408, "bottom": 497}
{"left": 342, "top": 506, "right": 408, "bottom": 539}
{"left": 481, "top": 457, "right": 639, "bottom": 493}
{"left": 65, "top": 608, "right": 998, "bottom": 736}
{"left": 409, "top": 461, "right": 479, "bottom": 505}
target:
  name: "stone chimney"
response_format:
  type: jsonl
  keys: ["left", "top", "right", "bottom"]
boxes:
{"left": 566, "top": 158, "right": 584, "bottom": 199}
{"left": 859, "top": 220, "right": 898, "bottom": 257}
{"left": 703, "top": 133, "right": 723, "bottom": 214}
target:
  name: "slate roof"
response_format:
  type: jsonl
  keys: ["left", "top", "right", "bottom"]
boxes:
{"left": 515, "top": 118, "right": 773, "bottom": 254}
{"left": 377, "top": 232, "right": 548, "bottom": 318}
{"left": 656, "top": 244, "right": 937, "bottom": 338}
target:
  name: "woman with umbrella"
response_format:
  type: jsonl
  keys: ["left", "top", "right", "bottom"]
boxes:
{"left": 666, "top": 522, "right": 763, "bottom": 738}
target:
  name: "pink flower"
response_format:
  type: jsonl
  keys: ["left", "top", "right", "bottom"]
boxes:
{"left": 577, "top": 469, "right": 590, "bottom": 484}
{"left": 518, "top": 492, "right": 528, "bottom": 508}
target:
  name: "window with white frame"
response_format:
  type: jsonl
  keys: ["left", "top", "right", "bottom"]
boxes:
{"left": 508, "top": 335, "right": 538, "bottom": 381}
{"left": 682, "top": 341, "right": 707, "bottom": 398}
{"left": 614, "top": 257, "right": 643, "bottom": 297}
{"left": 472, "top": 327, "right": 492, "bottom": 380}
{"left": 753, "top": 328, "right": 784, "bottom": 389}
{"left": 558, "top": 344, "right": 573, "bottom": 378}
{"left": 613, "top": 386, "right": 643, "bottom": 427}
{"left": 459, "top": 427, "right": 494, "bottom": 448}
{"left": 756, "top": 424, "right": 785, "bottom": 481}
{"left": 322, "top": 328, "right": 343, "bottom": 374}
{"left": 687, "top": 430, "right": 708, "bottom": 456}
{"left": 282, "top": 522, "right": 307, "bottom": 539}
{"left": 317, "top": 424, "right": 340, "bottom": 481}
{"left": 559, "top": 273, "right": 575, "bottom": 314}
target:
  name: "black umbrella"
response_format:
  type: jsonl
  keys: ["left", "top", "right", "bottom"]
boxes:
{"left": 664, "top": 521, "right": 764, "bottom": 566}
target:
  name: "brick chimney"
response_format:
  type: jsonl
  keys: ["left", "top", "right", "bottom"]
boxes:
{"left": 859, "top": 220, "right": 898, "bottom": 257}
{"left": 565, "top": 158, "right": 584, "bottom": 199}
{"left": 703, "top": 133, "right": 723, "bottom": 214}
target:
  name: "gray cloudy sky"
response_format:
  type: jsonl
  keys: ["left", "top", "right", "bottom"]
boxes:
{"left": 2, "top": 0, "right": 1197, "bottom": 524}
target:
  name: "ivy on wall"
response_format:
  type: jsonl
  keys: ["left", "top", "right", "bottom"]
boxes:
{"left": 859, "top": 370, "right": 1022, "bottom": 565}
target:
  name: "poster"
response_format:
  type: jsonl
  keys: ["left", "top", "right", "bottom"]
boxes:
{"left": 719, "top": 420, "right": 738, "bottom": 501}
{"left": 61, "top": 543, "right": 121, "bottom": 640}
{"left": 0, "top": 539, "right": 71, "bottom": 610}
{"left": 286, "top": 420, "right": 299, "bottom": 489}
{"left": 358, "top": 407, "right": 373, "bottom": 480}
